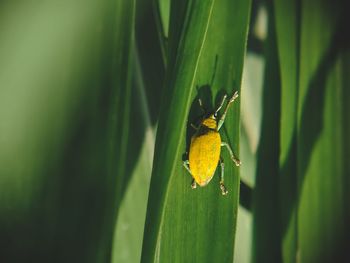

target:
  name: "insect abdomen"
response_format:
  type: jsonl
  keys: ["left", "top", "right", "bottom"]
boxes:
{"left": 188, "top": 130, "right": 221, "bottom": 186}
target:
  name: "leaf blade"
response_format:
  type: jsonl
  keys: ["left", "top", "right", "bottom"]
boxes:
{"left": 141, "top": 0, "right": 251, "bottom": 262}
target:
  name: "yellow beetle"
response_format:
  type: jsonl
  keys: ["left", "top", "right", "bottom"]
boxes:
{"left": 183, "top": 91, "right": 241, "bottom": 195}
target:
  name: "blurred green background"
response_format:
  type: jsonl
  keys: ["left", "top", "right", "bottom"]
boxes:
{"left": 0, "top": 0, "right": 349, "bottom": 262}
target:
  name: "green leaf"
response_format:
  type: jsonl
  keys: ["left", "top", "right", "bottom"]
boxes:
{"left": 273, "top": 0, "right": 299, "bottom": 261}
{"left": 157, "top": 0, "right": 171, "bottom": 39}
{"left": 141, "top": 0, "right": 251, "bottom": 262}
{"left": 252, "top": 3, "right": 282, "bottom": 262}
{"left": 274, "top": 0, "right": 350, "bottom": 261}
{"left": 297, "top": 0, "right": 349, "bottom": 261}
{"left": 0, "top": 0, "right": 135, "bottom": 261}
{"left": 135, "top": 0, "right": 167, "bottom": 124}
{"left": 111, "top": 124, "right": 155, "bottom": 263}
{"left": 110, "top": 41, "right": 156, "bottom": 263}
{"left": 111, "top": 63, "right": 155, "bottom": 262}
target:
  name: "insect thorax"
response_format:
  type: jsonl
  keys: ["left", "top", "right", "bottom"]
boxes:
{"left": 201, "top": 117, "right": 217, "bottom": 130}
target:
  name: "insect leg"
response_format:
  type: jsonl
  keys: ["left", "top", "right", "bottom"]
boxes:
{"left": 189, "top": 98, "right": 206, "bottom": 130}
{"left": 190, "top": 123, "right": 199, "bottom": 130}
{"left": 191, "top": 179, "right": 197, "bottom": 189}
{"left": 183, "top": 160, "right": 197, "bottom": 189}
{"left": 219, "top": 157, "right": 228, "bottom": 195}
{"left": 198, "top": 98, "right": 206, "bottom": 113}
{"left": 217, "top": 91, "right": 239, "bottom": 130}
{"left": 221, "top": 142, "right": 241, "bottom": 166}
{"left": 183, "top": 160, "right": 191, "bottom": 174}
{"left": 214, "top": 94, "right": 228, "bottom": 115}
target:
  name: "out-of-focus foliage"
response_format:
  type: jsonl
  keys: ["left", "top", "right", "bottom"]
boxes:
{"left": 0, "top": 0, "right": 135, "bottom": 262}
